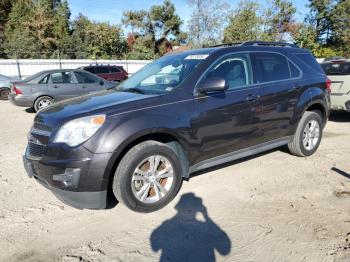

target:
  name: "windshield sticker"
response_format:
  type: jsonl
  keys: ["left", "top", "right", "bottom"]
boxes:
{"left": 185, "top": 54, "right": 209, "bottom": 60}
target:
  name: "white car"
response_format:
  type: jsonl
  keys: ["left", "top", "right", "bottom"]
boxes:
{"left": 0, "top": 74, "right": 15, "bottom": 100}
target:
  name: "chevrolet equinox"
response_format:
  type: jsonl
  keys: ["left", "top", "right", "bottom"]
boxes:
{"left": 23, "top": 41, "right": 331, "bottom": 212}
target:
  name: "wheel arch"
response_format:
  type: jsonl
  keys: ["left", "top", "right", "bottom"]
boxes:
{"left": 104, "top": 130, "right": 190, "bottom": 203}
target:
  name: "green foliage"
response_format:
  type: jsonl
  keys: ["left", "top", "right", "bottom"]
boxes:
{"left": 0, "top": 0, "right": 349, "bottom": 59}
{"left": 122, "top": 0, "right": 184, "bottom": 56}
{"left": 0, "top": 0, "right": 13, "bottom": 57}
{"left": 127, "top": 37, "right": 156, "bottom": 60}
{"left": 223, "top": 1, "right": 261, "bottom": 43}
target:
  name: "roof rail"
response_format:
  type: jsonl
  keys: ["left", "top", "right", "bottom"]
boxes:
{"left": 210, "top": 41, "right": 299, "bottom": 48}
{"left": 241, "top": 41, "right": 299, "bottom": 48}
{"left": 210, "top": 42, "right": 243, "bottom": 48}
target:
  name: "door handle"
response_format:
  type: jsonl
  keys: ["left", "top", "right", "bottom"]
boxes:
{"left": 82, "top": 86, "right": 87, "bottom": 88}
{"left": 53, "top": 85, "right": 59, "bottom": 88}
{"left": 246, "top": 94, "right": 260, "bottom": 102}
{"left": 289, "top": 86, "right": 302, "bottom": 92}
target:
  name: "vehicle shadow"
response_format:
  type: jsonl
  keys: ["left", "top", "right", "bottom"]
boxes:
{"left": 150, "top": 193, "right": 231, "bottom": 262}
{"left": 331, "top": 167, "right": 350, "bottom": 180}
{"left": 329, "top": 111, "right": 350, "bottom": 123}
{"left": 25, "top": 107, "right": 36, "bottom": 113}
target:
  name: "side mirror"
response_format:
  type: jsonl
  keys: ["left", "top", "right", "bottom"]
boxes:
{"left": 197, "top": 77, "right": 228, "bottom": 94}
{"left": 99, "top": 80, "right": 104, "bottom": 86}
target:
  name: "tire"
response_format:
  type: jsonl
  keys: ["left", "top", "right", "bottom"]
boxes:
{"left": 112, "top": 140, "right": 183, "bottom": 213}
{"left": 34, "top": 96, "right": 54, "bottom": 112}
{"left": 0, "top": 88, "right": 10, "bottom": 100}
{"left": 288, "top": 111, "right": 323, "bottom": 157}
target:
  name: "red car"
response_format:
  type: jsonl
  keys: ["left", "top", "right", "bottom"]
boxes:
{"left": 79, "top": 65, "right": 128, "bottom": 83}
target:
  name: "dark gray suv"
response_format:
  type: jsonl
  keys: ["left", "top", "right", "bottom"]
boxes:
{"left": 23, "top": 41, "right": 331, "bottom": 212}
{"left": 9, "top": 69, "right": 115, "bottom": 112}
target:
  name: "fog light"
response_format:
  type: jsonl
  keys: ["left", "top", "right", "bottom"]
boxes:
{"left": 52, "top": 168, "right": 80, "bottom": 188}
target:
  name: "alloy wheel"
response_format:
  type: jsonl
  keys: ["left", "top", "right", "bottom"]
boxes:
{"left": 131, "top": 155, "right": 174, "bottom": 204}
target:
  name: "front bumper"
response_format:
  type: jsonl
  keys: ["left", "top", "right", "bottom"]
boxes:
{"left": 9, "top": 94, "right": 34, "bottom": 107}
{"left": 23, "top": 146, "right": 113, "bottom": 209}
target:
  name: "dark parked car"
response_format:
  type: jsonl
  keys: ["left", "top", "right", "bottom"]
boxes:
{"left": 9, "top": 69, "right": 116, "bottom": 111}
{"left": 79, "top": 65, "right": 128, "bottom": 83}
{"left": 23, "top": 41, "right": 331, "bottom": 212}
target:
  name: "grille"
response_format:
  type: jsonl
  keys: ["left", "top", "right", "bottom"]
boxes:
{"left": 28, "top": 142, "right": 47, "bottom": 158}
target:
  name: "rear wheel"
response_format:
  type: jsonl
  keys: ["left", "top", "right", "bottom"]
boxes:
{"left": 0, "top": 88, "right": 10, "bottom": 100}
{"left": 34, "top": 96, "right": 54, "bottom": 112}
{"left": 112, "top": 141, "right": 183, "bottom": 213}
{"left": 288, "top": 111, "right": 323, "bottom": 157}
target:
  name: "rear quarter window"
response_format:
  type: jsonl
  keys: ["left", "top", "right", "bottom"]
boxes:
{"left": 110, "top": 67, "right": 121, "bottom": 73}
{"left": 320, "top": 62, "right": 350, "bottom": 75}
{"left": 293, "top": 53, "right": 324, "bottom": 75}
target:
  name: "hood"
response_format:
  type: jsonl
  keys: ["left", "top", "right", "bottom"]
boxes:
{"left": 35, "top": 89, "right": 160, "bottom": 127}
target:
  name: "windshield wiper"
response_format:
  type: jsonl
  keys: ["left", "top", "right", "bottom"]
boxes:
{"left": 122, "top": 88, "right": 145, "bottom": 94}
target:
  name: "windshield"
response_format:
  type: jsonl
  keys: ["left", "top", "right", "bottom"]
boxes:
{"left": 117, "top": 53, "right": 208, "bottom": 94}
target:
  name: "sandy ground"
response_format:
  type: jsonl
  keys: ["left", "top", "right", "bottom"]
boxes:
{"left": 1, "top": 100, "right": 350, "bottom": 262}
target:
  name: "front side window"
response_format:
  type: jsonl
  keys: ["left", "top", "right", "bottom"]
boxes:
{"left": 201, "top": 53, "right": 253, "bottom": 90}
{"left": 255, "top": 53, "right": 290, "bottom": 82}
{"left": 51, "top": 72, "right": 74, "bottom": 84}
{"left": 75, "top": 71, "right": 98, "bottom": 83}
{"left": 117, "top": 53, "right": 207, "bottom": 94}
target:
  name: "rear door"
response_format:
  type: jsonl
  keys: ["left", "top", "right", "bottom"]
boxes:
{"left": 47, "top": 71, "right": 80, "bottom": 100}
{"left": 252, "top": 52, "right": 303, "bottom": 141}
{"left": 73, "top": 71, "right": 106, "bottom": 93}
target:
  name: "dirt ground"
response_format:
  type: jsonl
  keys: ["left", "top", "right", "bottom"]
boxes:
{"left": 1, "top": 100, "right": 350, "bottom": 262}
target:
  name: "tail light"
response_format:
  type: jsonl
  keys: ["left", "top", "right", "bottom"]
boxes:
{"left": 326, "top": 78, "right": 331, "bottom": 92}
{"left": 12, "top": 84, "right": 23, "bottom": 95}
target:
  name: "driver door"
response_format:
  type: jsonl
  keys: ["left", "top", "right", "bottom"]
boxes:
{"left": 192, "top": 53, "right": 262, "bottom": 163}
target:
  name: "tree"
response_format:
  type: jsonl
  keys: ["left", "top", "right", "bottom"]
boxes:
{"left": 262, "top": 0, "right": 297, "bottom": 41}
{"left": 26, "top": 0, "right": 56, "bottom": 57}
{"left": 330, "top": 0, "right": 350, "bottom": 56}
{"left": 67, "top": 15, "right": 127, "bottom": 59}
{"left": 0, "top": 0, "right": 14, "bottom": 57}
{"left": 187, "top": 0, "right": 230, "bottom": 47}
{"left": 123, "top": 0, "right": 184, "bottom": 55}
{"left": 53, "top": 0, "right": 71, "bottom": 56}
{"left": 306, "top": 0, "right": 333, "bottom": 43}
{"left": 3, "top": 0, "right": 38, "bottom": 58}
{"left": 223, "top": 0, "right": 261, "bottom": 43}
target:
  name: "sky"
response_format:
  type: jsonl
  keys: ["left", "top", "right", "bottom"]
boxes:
{"left": 67, "top": 0, "right": 309, "bottom": 32}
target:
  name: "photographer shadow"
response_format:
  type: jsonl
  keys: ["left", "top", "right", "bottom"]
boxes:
{"left": 150, "top": 193, "right": 231, "bottom": 262}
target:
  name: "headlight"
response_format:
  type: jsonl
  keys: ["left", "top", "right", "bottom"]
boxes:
{"left": 54, "top": 115, "right": 106, "bottom": 146}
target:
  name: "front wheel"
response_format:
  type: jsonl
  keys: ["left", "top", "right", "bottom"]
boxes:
{"left": 288, "top": 111, "right": 323, "bottom": 157}
{"left": 112, "top": 141, "right": 183, "bottom": 213}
